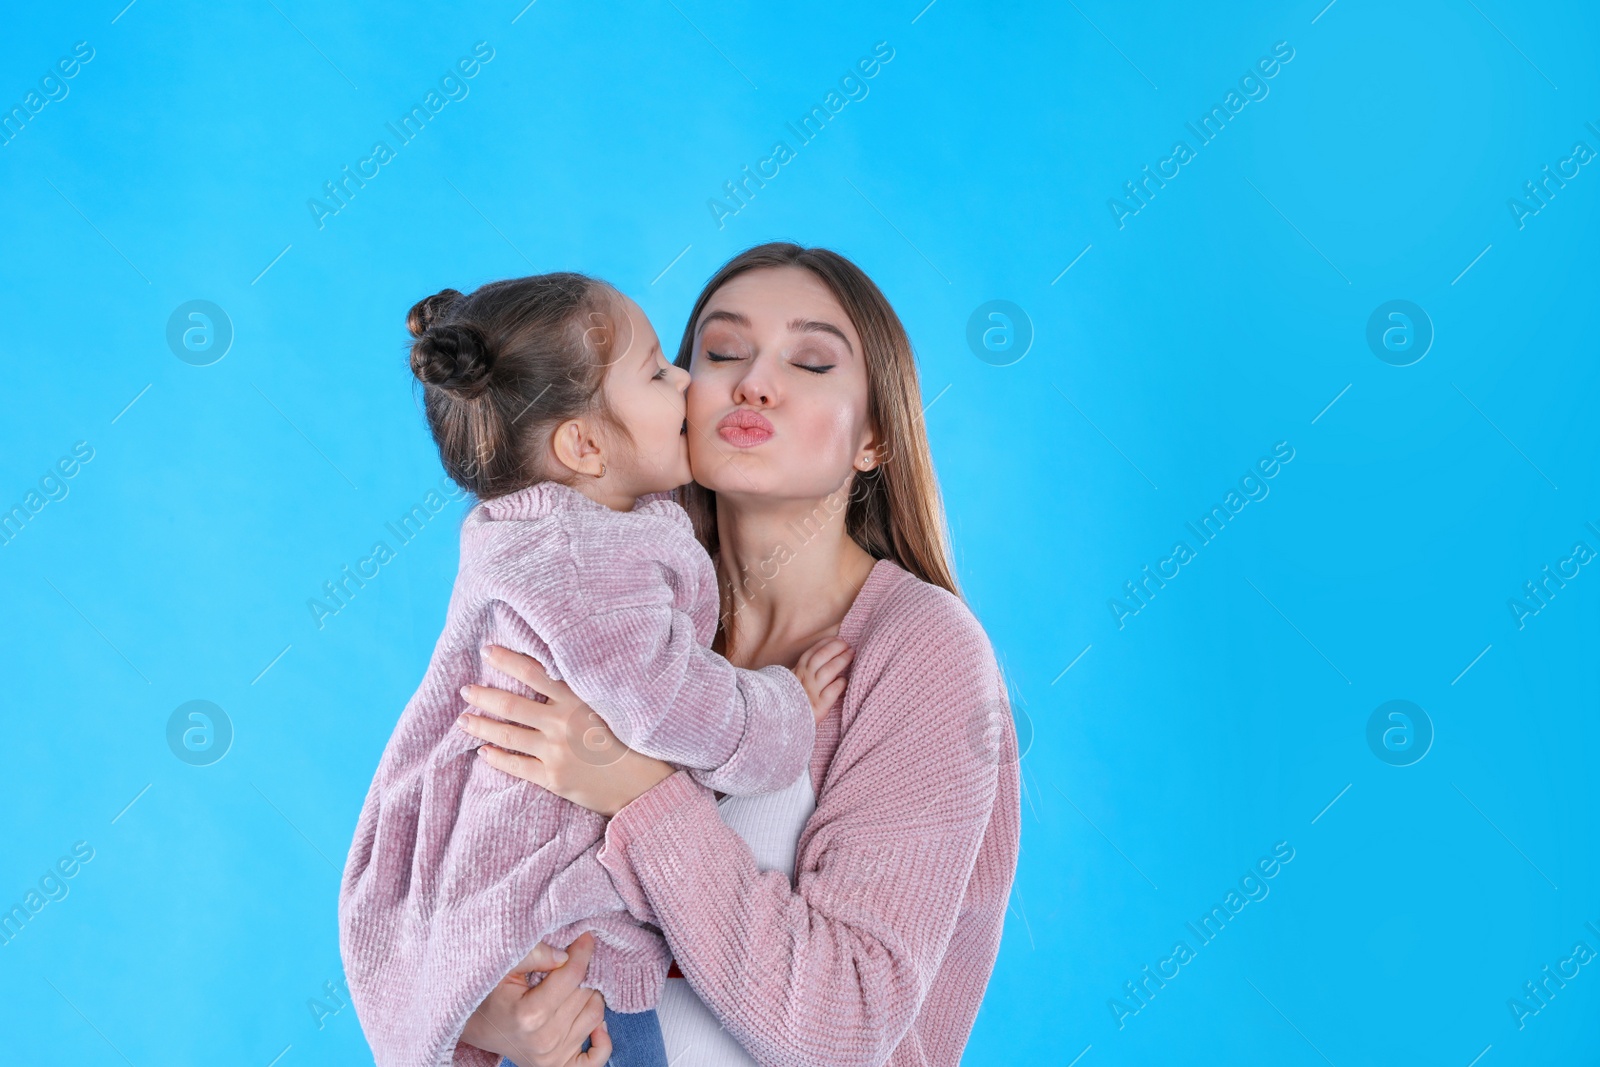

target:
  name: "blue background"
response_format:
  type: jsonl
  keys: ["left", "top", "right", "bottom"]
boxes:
{"left": 3, "top": 0, "right": 1597, "bottom": 1063}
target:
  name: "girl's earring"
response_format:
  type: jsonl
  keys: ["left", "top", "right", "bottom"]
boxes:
{"left": 598, "top": 463, "right": 607, "bottom": 478}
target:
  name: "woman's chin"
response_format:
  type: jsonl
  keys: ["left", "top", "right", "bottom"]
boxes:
{"left": 691, "top": 455, "right": 759, "bottom": 492}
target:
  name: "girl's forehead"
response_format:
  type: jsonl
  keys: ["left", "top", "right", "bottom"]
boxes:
{"left": 608, "top": 293, "right": 660, "bottom": 353}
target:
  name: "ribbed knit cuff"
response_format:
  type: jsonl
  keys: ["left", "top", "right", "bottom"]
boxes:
{"left": 598, "top": 770, "right": 710, "bottom": 921}
{"left": 453, "top": 1044, "right": 499, "bottom": 1067}
{"left": 580, "top": 940, "right": 669, "bottom": 1014}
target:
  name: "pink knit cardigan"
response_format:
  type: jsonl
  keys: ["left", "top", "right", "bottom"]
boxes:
{"left": 597, "top": 557, "right": 1021, "bottom": 1067}
{"left": 338, "top": 481, "right": 816, "bottom": 1067}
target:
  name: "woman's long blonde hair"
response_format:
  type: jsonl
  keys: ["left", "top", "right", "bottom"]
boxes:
{"left": 674, "top": 243, "right": 958, "bottom": 597}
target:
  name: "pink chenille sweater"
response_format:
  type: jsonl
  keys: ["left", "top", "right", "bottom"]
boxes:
{"left": 597, "top": 556, "right": 1021, "bottom": 1067}
{"left": 338, "top": 481, "right": 817, "bottom": 1067}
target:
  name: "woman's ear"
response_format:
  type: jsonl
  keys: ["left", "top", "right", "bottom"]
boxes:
{"left": 855, "top": 421, "right": 885, "bottom": 471}
{"left": 549, "top": 418, "right": 606, "bottom": 478}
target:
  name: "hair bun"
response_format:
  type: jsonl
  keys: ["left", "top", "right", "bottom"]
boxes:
{"left": 406, "top": 288, "right": 464, "bottom": 338}
{"left": 411, "top": 322, "right": 494, "bottom": 399}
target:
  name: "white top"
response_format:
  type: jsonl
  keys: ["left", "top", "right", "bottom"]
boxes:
{"left": 654, "top": 768, "right": 817, "bottom": 1065}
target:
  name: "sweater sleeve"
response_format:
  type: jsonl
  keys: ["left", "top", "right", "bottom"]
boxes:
{"left": 542, "top": 600, "right": 816, "bottom": 797}
{"left": 595, "top": 598, "right": 1009, "bottom": 1067}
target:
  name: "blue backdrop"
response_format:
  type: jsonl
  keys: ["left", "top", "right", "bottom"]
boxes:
{"left": 3, "top": 1, "right": 1597, "bottom": 1063}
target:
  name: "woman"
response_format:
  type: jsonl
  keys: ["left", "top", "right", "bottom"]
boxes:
{"left": 454, "top": 243, "right": 1020, "bottom": 1066}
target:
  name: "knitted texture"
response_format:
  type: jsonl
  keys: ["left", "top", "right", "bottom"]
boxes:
{"left": 598, "top": 558, "right": 1021, "bottom": 1067}
{"left": 339, "top": 481, "right": 816, "bottom": 1067}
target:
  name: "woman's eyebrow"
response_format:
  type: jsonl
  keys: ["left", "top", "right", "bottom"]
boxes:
{"left": 788, "top": 318, "right": 853, "bottom": 353}
{"left": 697, "top": 309, "right": 750, "bottom": 332}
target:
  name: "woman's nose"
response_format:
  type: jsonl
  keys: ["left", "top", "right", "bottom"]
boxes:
{"left": 732, "top": 363, "right": 775, "bottom": 406}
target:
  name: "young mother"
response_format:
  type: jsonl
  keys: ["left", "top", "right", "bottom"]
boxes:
{"left": 455, "top": 244, "right": 1020, "bottom": 1066}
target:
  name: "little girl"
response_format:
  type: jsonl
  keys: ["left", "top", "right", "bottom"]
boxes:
{"left": 339, "top": 273, "right": 852, "bottom": 1067}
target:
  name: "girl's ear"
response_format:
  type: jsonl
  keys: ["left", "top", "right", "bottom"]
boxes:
{"left": 550, "top": 417, "right": 605, "bottom": 478}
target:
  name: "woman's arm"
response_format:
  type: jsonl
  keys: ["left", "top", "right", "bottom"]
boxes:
{"left": 459, "top": 934, "right": 612, "bottom": 1067}
{"left": 597, "top": 711, "right": 1004, "bottom": 1067}
{"left": 461, "top": 610, "right": 1016, "bottom": 1067}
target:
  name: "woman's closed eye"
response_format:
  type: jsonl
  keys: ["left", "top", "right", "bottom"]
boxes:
{"left": 790, "top": 345, "right": 840, "bottom": 374}
{"left": 710, "top": 350, "right": 838, "bottom": 375}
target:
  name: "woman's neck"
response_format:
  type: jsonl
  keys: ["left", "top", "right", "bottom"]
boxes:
{"left": 714, "top": 496, "right": 876, "bottom": 668}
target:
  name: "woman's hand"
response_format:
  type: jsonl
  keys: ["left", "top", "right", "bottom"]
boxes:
{"left": 460, "top": 932, "right": 611, "bottom": 1067}
{"left": 458, "top": 645, "right": 676, "bottom": 817}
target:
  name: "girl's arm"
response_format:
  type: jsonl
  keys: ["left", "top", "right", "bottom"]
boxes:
{"left": 539, "top": 599, "right": 815, "bottom": 795}
{"left": 477, "top": 512, "right": 815, "bottom": 796}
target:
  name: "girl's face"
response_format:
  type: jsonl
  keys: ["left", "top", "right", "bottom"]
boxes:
{"left": 599, "top": 294, "right": 692, "bottom": 496}
{"left": 685, "top": 267, "right": 876, "bottom": 505}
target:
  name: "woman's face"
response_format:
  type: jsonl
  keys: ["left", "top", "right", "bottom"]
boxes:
{"left": 684, "top": 266, "right": 876, "bottom": 505}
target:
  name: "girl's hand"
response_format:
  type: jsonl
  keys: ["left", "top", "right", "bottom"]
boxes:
{"left": 794, "top": 636, "right": 853, "bottom": 723}
{"left": 458, "top": 645, "right": 676, "bottom": 817}
{"left": 460, "top": 933, "right": 612, "bottom": 1067}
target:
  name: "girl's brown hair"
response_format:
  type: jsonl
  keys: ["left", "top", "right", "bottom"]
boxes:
{"left": 407, "top": 273, "right": 630, "bottom": 499}
{"left": 674, "top": 243, "right": 958, "bottom": 596}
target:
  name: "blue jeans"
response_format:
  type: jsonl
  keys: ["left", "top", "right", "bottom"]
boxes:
{"left": 588, "top": 1007, "right": 666, "bottom": 1066}
{"left": 501, "top": 1007, "right": 665, "bottom": 1067}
